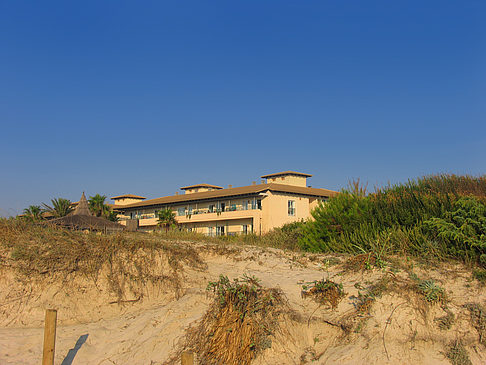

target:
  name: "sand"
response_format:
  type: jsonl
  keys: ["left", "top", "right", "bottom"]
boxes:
{"left": 1, "top": 242, "right": 485, "bottom": 364}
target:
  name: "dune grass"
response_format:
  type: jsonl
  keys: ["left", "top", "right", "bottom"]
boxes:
{"left": 0, "top": 218, "right": 205, "bottom": 301}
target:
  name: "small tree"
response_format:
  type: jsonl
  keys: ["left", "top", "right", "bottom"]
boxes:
{"left": 42, "top": 198, "right": 73, "bottom": 218}
{"left": 22, "top": 205, "right": 43, "bottom": 221}
{"left": 157, "top": 208, "right": 177, "bottom": 233}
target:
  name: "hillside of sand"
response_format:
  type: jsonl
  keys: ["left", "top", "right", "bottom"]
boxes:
{"left": 1, "top": 236, "right": 486, "bottom": 365}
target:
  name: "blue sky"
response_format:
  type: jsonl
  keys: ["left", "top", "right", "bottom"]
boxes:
{"left": 0, "top": 1, "right": 485, "bottom": 216}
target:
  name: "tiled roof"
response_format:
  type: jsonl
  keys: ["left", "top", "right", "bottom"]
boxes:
{"left": 113, "top": 183, "right": 338, "bottom": 210}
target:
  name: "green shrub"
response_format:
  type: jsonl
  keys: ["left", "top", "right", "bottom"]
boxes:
{"left": 298, "top": 174, "right": 486, "bottom": 265}
{"left": 423, "top": 197, "right": 486, "bottom": 265}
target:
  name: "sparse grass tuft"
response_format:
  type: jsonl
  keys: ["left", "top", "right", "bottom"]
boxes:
{"left": 445, "top": 339, "right": 472, "bottom": 365}
{"left": 301, "top": 279, "right": 346, "bottom": 309}
{"left": 356, "top": 276, "right": 390, "bottom": 314}
{"left": 465, "top": 303, "right": 486, "bottom": 345}
{"left": 435, "top": 307, "right": 455, "bottom": 330}
{"left": 343, "top": 252, "right": 386, "bottom": 271}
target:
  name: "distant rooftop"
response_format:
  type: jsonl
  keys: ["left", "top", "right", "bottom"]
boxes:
{"left": 180, "top": 184, "right": 223, "bottom": 190}
{"left": 111, "top": 194, "right": 146, "bottom": 200}
{"left": 261, "top": 171, "right": 312, "bottom": 179}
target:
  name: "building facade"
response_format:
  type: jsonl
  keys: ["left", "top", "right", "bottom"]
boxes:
{"left": 113, "top": 171, "right": 338, "bottom": 235}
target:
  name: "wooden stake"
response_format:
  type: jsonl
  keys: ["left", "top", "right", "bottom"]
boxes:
{"left": 42, "top": 309, "right": 57, "bottom": 365}
{"left": 181, "top": 351, "right": 194, "bottom": 365}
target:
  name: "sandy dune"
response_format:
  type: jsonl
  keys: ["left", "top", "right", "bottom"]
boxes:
{"left": 1, "top": 242, "right": 485, "bottom": 364}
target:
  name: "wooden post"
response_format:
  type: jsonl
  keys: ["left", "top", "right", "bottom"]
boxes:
{"left": 181, "top": 351, "right": 194, "bottom": 365}
{"left": 42, "top": 309, "right": 57, "bottom": 365}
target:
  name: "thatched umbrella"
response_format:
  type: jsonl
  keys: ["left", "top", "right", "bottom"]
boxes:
{"left": 46, "top": 193, "right": 124, "bottom": 233}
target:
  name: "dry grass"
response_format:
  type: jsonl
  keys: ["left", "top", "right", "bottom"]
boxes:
{"left": 343, "top": 252, "right": 386, "bottom": 271}
{"left": 445, "top": 339, "right": 472, "bottom": 365}
{"left": 172, "top": 275, "right": 285, "bottom": 365}
{"left": 355, "top": 276, "right": 390, "bottom": 314}
{"left": 465, "top": 303, "right": 486, "bottom": 346}
{"left": 0, "top": 219, "right": 206, "bottom": 301}
{"left": 301, "top": 279, "right": 346, "bottom": 309}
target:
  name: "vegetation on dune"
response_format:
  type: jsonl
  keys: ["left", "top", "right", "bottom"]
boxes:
{"left": 177, "top": 275, "right": 284, "bottom": 365}
{"left": 0, "top": 219, "right": 205, "bottom": 301}
{"left": 301, "top": 279, "right": 346, "bottom": 309}
{"left": 299, "top": 174, "right": 486, "bottom": 266}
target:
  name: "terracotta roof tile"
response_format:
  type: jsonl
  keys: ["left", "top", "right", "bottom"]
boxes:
{"left": 114, "top": 183, "right": 338, "bottom": 210}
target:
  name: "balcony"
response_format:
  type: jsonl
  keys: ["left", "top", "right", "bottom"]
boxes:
{"left": 119, "top": 204, "right": 262, "bottom": 225}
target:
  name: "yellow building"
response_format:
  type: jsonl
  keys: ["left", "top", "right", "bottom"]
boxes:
{"left": 113, "top": 171, "right": 338, "bottom": 235}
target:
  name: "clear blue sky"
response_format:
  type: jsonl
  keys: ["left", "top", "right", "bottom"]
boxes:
{"left": 1, "top": 1, "right": 485, "bottom": 216}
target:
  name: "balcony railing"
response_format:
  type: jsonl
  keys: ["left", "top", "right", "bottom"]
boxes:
{"left": 122, "top": 205, "right": 261, "bottom": 221}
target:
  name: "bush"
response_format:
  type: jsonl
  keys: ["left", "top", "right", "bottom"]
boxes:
{"left": 423, "top": 197, "right": 486, "bottom": 265}
{"left": 298, "top": 174, "right": 486, "bottom": 265}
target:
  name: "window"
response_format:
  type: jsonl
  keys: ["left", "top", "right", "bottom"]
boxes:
{"left": 216, "top": 226, "right": 225, "bottom": 236}
{"left": 257, "top": 199, "right": 262, "bottom": 210}
{"left": 188, "top": 206, "right": 193, "bottom": 215}
{"left": 242, "top": 200, "right": 248, "bottom": 210}
{"left": 208, "top": 227, "right": 214, "bottom": 236}
{"left": 177, "top": 207, "right": 185, "bottom": 216}
{"left": 288, "top": 200, "right": 295, "bottom": 216}
{"left": 251, "top": 199, "right": 257, "bottom": 209}
{"left": 242, "top": 225, "right": 248, "bottom": 234}
{"left": 209, "top": 204, "right": 214, "bottom": 213}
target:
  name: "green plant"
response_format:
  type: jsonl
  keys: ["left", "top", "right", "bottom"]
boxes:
{"left": 157, "top": 208, "right": 177, "bottom": 233}
{"left": 410, "top": 273, "right": 445, "bottom": 303}
{"left": 21, "top": 205, "right": 43, "bottom": 222}
{"left": 88, "top": 194, "right": 109, "bottom": 217}
{"left": 298, "top": 174, "right": 486, "bottom": 265}
{"left": 473, "top": 268, "right": 486, "bottom": 284}
{"left": 423, "top": 197, "right": 486, "bottom": 266}
{"left": 42, "top": 198, "right": 73, "bottom": 218}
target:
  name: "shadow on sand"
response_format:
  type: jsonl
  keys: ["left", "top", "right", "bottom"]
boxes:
{"left": 61, "top": 334, "right": 89, "bottom": 365}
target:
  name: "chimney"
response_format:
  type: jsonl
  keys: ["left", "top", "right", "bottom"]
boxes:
{"left": 252, "top": 181, "right": 256, "bottom": 185}
{"left": 228, "top": 184, "right": 232, "bottom": 189}
{"left": 261, "top": 179, "right": 265, "bottom": 184}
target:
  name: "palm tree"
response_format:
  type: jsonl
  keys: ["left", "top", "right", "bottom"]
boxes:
{"left": 88, "top": 194, "right": 108, "bottom": 217}
{"left": 22, "top": 205, "right": 43, "bottom": 221}
{"left": 42, "top": 198, "right": 73, "bottom": 218}
{"left": 157, "top": 208, "right": 177, "bottom": 233}
{"left": 106, "top": 210, "right": 119, "bottom": 222}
